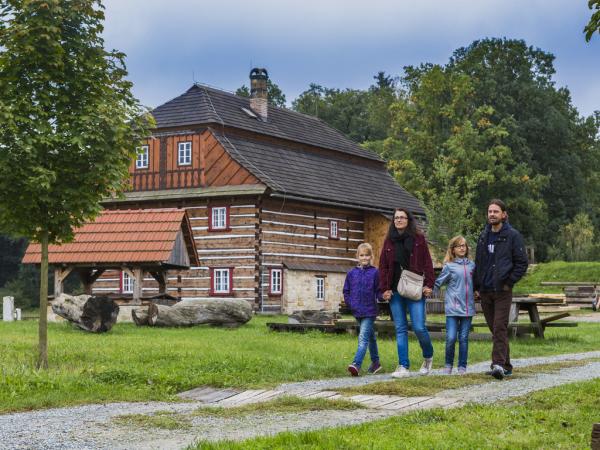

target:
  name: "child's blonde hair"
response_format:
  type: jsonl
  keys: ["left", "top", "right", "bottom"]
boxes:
{"left": 443, "top": 235, "right": 469, "bottom": 264}
{"left": 356, "top": 242, "right": 373, "bottom": 258}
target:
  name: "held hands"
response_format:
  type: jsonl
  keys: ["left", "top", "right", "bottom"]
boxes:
{"left": 382, "top": 290, "right": 392, "bottom": 301}
{"left": 423, "top": 287, "right": 432, "bottom": 298}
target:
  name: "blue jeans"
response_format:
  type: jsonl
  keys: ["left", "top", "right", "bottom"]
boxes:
{"left": 352, "top": 317, "right": 379, "bottom": 368}
{"left": 389, "top": 292, "right": 433, "bottom": 369}
{"left": 445, "top": 316, "right": 472, "bottom": 368}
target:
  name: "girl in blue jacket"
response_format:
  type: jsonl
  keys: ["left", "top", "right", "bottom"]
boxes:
{"left": 434, "top": 236, "right": 476, "bottom": 374}
{"left": 343, "top": 243, "right": 382, "bottom": 376}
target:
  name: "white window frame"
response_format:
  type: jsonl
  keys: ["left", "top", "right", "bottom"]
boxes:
{"left": 270, "top": 268, "right": 282, "bottom": 295}
{"left": 122, "top": 271, "right": 134, "bottom": 294}
{"left": 135, "top": 145, "right": 149, "bottom": 169}
{"left": 329, "top": 220, "right": 339, "bottom": 239}
{"left": 178, "top": 141, "right": 192, "bottom": 166}
{"left": 213, "top": 268, "right": 231, "bottom": 294}
{"left": 316, "top": 276, "right": 325, "bottom": 301}
{"left": 211, "top": 206, "right": 227, "bottom": 230}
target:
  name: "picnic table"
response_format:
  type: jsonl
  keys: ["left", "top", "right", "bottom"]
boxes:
{"left": 473, "top": 296, "right": 576, "bottom": 339}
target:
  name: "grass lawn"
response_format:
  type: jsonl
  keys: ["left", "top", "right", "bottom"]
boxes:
{"left": 1, "top": 316, "right": 599, "bottom": 413}
{"left": 192, "top": 378, "right": 600, "bottom": 449}
{"left": 514, "top": 261, "right": 600, "bottom": 294}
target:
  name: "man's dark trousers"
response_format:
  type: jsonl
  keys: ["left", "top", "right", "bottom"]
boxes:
{"left": 480, "top": 290, "right": 513, "bottom": 371}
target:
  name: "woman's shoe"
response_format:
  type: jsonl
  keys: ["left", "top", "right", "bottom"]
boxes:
{"left": 391, "top": 365, "right": 410, "bottom": 378}
{"left": 419, "top": 357, "right": 433, "bottom": 375}
{"left": 442, "top": 366, "right": 452, "bottom": 375}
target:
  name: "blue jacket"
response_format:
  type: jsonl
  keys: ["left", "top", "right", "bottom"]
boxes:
{"left": 473, "top": 222, "right": 528, "bottom": 292}
{"left": 434, "top": 258, "right": 476, "bottom": 317}
{"left": 343, "top": 265, "right": 381, "bottom": 318}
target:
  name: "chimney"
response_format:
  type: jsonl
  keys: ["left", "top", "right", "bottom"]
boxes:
{"left": 249, "top": 68, "right": 268, "bottom": 121}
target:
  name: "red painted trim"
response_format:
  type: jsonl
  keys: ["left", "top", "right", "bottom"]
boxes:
{"left": 269, "top": 268, "right": 283, "bottom": 296}
{"left": 119, "top": 270, "right": 123, "bottom": 293}
{"left": 209, "top": 266, "right": 234, "bottom": 296}
{"left": 208, "top": 205, "right": 231, "bottom": 232}
{"left": 328, "top": 220, "right": 339, "bottom": 240}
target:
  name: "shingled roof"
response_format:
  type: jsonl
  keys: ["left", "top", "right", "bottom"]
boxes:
{"left": 22, "top": 209, "right": 199, "bottom": 268}
{"left": 151, "top": 84, "right": 383, "bottom": 162}
{"left": 212, "top": 131, "right": 425, "bottom": 215}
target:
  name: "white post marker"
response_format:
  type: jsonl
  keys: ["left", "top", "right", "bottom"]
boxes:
{"left": 3, "top": 296, "right": 15, "bottom": 322}
{"left": 15, "top": 308, "right": 22, "bottom": 321}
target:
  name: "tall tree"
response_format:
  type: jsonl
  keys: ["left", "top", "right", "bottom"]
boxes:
{"left": 235, "top": 79, "right": 287, "bottom": 107}
{"left": 0, "top": 0, "right": 149, "bottom": 368}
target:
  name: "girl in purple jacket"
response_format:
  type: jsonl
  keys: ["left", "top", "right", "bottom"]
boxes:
{"left": 344, "top": 243, "right": 382, "bottom": 376}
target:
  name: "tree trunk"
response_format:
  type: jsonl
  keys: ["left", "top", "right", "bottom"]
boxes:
{"left": 132, "top": 298, "right": 252, "bottom": 328}
{"left": 288, "top": 310, "right": 338, "bottom": 324}
{"left": 37, "top": 230, "right": 49, "bottom": 370}
{"left": 52, "top": 294, "right": 119, "bottom": 333}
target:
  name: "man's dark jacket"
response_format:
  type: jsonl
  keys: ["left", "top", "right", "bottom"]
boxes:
{"left": 473, "top": 222, "right": 528, "bottom": 292}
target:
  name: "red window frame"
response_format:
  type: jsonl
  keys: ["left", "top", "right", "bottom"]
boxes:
{"left": 328, "top": 220, "right": 339, "bottom": 240}
{"left": 269, "top": 268, "right": 283, "bottom": 296}
{"left": 208, "top": 205, "right": 231, "bottom": 231}
{"left": 209, "top": 267, "right": 234, "bottom": 296}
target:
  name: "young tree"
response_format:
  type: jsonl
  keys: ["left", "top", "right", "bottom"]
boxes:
{"left": 0, "top": 0, "right": 149, "bottom": 368}
{"left": 585, "top": 0, "right": 600, "bottom": 41}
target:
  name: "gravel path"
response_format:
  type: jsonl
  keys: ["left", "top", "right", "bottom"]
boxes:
{"left": 2, "top": 350, "right": 600, "bottom": 450}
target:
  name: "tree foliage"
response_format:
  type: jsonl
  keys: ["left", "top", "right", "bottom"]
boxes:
{"left": 0, "top": 0, "right": 150, "bottom": 368}
{"left": 585, "top": 0, "right": 600, "bottom": 41}
{"left": 235, "top": 79, "right": 287, "bottom": 107}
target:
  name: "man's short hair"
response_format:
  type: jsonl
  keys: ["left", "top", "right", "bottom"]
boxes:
{"left": 488, "top": 198, "right": 507, "bottom": 212}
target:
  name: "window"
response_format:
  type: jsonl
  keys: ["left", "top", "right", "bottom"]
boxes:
{"left": 209, "top": 206, "right": 229, "bottom": 231}
{"left": 121, "top": 271, "right": 134, "bottom": 294}
{"left": 269, "top": 268, "right": 283, "bottom": 295}
{"left": 178, "top": 141, "right": 192, "bottom": 166}
{"left": 316, "top": 276, "right": 325, "bottom": 301}
{"left": 210, "top": 268, "right": 232, "bottom": 295}
{"left": 329, "top": 220, "right": 339, "bottom": 239}
{"left": 135, "top": 145, "right": 149, "bottom": 169}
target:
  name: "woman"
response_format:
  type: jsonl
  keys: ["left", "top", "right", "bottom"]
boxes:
{"left": 379, "top": 208, "right": 435, "bottom": 377}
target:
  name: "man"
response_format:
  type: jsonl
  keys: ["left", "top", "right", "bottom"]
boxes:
{"left": 474, "top": 199, "right": 528, "bottom": 380}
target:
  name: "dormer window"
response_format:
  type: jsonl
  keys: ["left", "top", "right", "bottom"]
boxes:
{"left": 209, "top": 206, "right": 230, "bottom": 231}
{"left": 178, "top": 141, "right": 192, "bottom": 166}
{"left": 135, "top": 145, "right": 148, "bottom": 169}
{"left": 329, "top": 220, "right": 339, "bottom": 239}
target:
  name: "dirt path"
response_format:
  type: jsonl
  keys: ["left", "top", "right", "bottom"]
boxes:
{"left": 2, "top": 351, "right": 600, "bottom": 450}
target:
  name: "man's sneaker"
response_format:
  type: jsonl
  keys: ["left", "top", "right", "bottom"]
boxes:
{"left": 503, "top": 368, "right": 513, "bottom": 377}
{"left": 367, "top": 361, "right": 382, "bottom": 374}
{"left": 490, "top": 364, "right": 505, "bottom": 380}
{"left": 419, "top": 357, "right": 433, "bottom": 375}
{"left": 442, "top": 366, "right": 452, "bottom": 375}
{"left": 457, "top": 367, "right": 467, "bottom": 375}
{"left": 391, "top": 365, "right": 410, "bottom": 378}
{"left": 347, "top": 363, "right": 360, "bottom": 377}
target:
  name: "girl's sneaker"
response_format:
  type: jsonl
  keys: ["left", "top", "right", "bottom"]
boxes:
{"left": 347, "top": 363, "right": 360, "bottom": 377}
{"left": 367, "top": 361, "right": 382, "bottom": 374}
{"left": 457, "top": 367, "right": 467, "bottom": 375}
{"left": 419, "top": 358, "right": 433, "bottom": 375}
{"left": 442, "top": 366, "right": 452, "bottom": 375}
{"left": 391, "top": 366, "right": 410, "bottom": 378}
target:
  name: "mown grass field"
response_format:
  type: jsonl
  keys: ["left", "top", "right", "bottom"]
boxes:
{"left": 514, "top": 261, "right": 600, "bottom": 294}
{"left": 192, "top": 378, "right": 600, "bottom": 449}
{"left": 1, "top": 315, "right": 599, "bottom": 413}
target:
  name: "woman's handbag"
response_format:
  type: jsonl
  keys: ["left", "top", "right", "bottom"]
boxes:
{"left": 397, "top": 268, "right": 424, "bottom": 301}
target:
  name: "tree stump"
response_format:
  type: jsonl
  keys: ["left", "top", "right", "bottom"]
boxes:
{"left": 132, "top": 298, "right": 252, "bottom": 328}
{"left": 592, "top": 423, "right": 600, "bottom": 450}
{"left": 52, "top": 294, "right": 119, "bottom": 333}
{"left": 288, "top": 310, "right": 338, "bottom": 325}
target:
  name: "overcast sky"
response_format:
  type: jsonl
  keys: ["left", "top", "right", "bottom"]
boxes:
{"left": 102, "top": 0, "right": 599, "bottom": 117}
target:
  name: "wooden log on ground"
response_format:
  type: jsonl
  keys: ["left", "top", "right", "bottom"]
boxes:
{"left": 134, "top": 298, "right": 252, "bottom": 328}
{"left": 592, "top": 423, "right": 600, "bottom": 450}
{"left": 52, "top": 294, "right": 119, "bottom": 333}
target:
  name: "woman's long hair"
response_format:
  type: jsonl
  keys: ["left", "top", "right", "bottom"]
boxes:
{"left": 443, "top": 235, "right": 469, "bottom": 264}
{"left": 386, "top": 208, "right": 420, "bottom": 239}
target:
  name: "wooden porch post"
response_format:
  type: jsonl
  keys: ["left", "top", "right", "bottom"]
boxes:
{"left": 54, "top": 267, "right": 73, "bottom": 297}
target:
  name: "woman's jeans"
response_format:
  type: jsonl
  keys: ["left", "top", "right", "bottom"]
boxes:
{"left": 352, "top": 317, "right": 379, "bottom": 367}
{"left": 389, "top": 292, "right": 433, "bottom": 369}
{"left": 445, "top": 316, "right": 472, "bottom": 368}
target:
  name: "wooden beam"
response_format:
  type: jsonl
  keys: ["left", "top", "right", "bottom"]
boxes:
{"left": 54, "top": 267, "right": 74, "bottom": 297}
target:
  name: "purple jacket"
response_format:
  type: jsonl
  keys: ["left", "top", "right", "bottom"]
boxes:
{"left": 343, "top": 265, "right": 381, "bottom": 318}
